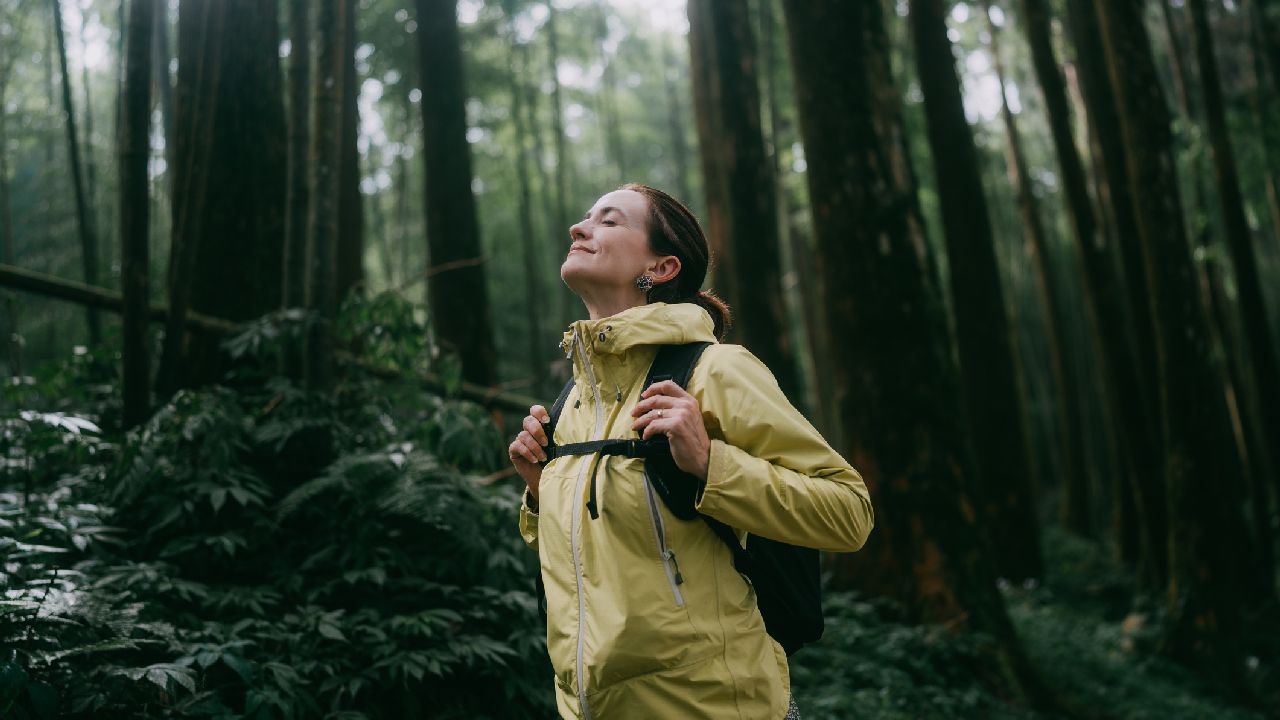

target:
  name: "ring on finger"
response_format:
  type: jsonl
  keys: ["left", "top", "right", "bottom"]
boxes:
{"left": 656, "top": 409, "right": 664, "bottom": 418}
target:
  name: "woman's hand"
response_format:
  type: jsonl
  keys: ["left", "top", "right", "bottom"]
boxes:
{"left": 631, "top": 380, "right": 711, "bottom": 480}
{"left": 509, "top": 404, "right": 551, "bottom": 505}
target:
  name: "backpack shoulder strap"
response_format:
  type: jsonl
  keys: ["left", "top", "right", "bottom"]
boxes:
{"left": 645, "top": 341, "right": 714, "bottom": 391}
{"left": 538, "top": 378, "right": 576, "bottom": 467}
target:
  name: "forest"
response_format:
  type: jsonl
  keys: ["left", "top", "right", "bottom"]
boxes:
{"left": 1, "top": 0, "right": 1278, "bottom": 717}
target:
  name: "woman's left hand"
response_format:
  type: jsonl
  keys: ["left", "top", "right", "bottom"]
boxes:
{"left": 631, "top": 380, "right": 711, "bottom": 480}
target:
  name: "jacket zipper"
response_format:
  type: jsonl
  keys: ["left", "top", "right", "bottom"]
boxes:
{"left": 643, "top": 471, "right": 686, "bottom": 606}
{"left": 569, "top": 328, "right": 603, "bottom": 720}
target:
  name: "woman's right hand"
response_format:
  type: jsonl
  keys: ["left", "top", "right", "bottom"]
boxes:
{"left": 509, "top": 404, "right": 552, "bottom": 505}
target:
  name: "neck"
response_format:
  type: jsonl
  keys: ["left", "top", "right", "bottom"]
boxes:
{"left": 577, "top": 288, "right": 648, "bottom": 321}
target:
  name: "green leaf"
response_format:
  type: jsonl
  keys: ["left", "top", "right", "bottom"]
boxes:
{"left": 318, "top": 622, "right": 346, "bottom": 641}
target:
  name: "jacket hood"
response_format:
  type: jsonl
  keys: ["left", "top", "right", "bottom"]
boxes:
{"left": 557, "top": 301, "right": 716, "bottom": 356}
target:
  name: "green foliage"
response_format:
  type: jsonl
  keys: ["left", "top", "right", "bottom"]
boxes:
{"left": 1, "top": 319, "right": 552, "bottom": 718}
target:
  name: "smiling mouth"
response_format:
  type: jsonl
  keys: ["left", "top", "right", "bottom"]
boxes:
{"left": 569, "top": 246, "right": 595, "bottom": 254}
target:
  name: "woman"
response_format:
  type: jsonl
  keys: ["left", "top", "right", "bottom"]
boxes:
{"left": 508, "top": 183, "right": 874, "bottom": 719}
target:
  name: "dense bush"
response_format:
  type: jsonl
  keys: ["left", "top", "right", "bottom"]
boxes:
{"left": 2, "top": 294, "right": 553, "bottom": 719}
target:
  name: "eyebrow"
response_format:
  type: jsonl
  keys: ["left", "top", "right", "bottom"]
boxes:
{"left": 584, "top": 206, "right": 626, "bottom": 221}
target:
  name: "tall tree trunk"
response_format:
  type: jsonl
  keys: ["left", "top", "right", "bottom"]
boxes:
{"left": 908, "top": 0, "right": 1042, "bottom": 580}
{"left": 758, "top": 0, "right": 824, "bottom": 425}
{"left": 1065, "top": 0, "right": 1168, "bottom": 592}
{"left": 282, "top": 0, "right": 311, "bottom": 378}
{"left": 1246, "top": 5, "right": 1280, "bottom": 245}
{"left": 502, "top": 0, "right": 546, "bottom": 394}
{"left": 152, "top": 0, "right": 173, "bottom": 205}
{"left": 1, "top": 61, "right": 19, "bottom": 375}
{"left": 687, "top": 0, "right": 734, "bottom": 302}
{"left": 1090, "top": 0, "right": 1251, "bottom": 682}
{"left": 53, "top": 0, "right": 101, "bottom": 344}
{"left": 416, "top": 0, "right": 496, "bottom": 386}
{"left": 78, "top": 6, "right": 100, "bottom": 276}
{"left": 121, "top": 0, "right": 154, "bottom": 428}
{"left": 1186, "top": 0, "right": 1279, "bottom": 603}
{"left": 1016, "top": 0, "right": 1140, "bottom": 540}
{"left": 686, "top": 0, "right": 800, "bottom": 403}
{"left": 158, "top": 0, "right": 286, "bottom": 394}
{"left": 1251, "top": 0, "right": 1280, "bottom": 93}
{"left": 336, "top": 0, "right": 363, "bottom": 301}
{"left": 780, "top": 0, "right": 1048, "bottom": 705}
{"left": 983, "top": 0, "right": 1091, "bottom": 539}
{"left": 305, "top": 0, "right": 344, "bottom": 388}
{"left": 545, "top": 0, "right": 572, "bottom": 329}
{"left": 660, "top": 33, "right": 693, "bottom": 205}
{"left": 595, "top": 6, "right": 626, "bottom": 184}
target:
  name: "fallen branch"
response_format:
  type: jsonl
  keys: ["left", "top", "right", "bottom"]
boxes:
{"left": 0, "top": 262, "right": 543, "bottom": 414}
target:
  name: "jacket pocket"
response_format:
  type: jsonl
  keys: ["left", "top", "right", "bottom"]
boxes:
{"left": 643, "top": 469, "right": 686, "bottom": 607}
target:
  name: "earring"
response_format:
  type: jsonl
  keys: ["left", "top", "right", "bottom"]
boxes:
{"left": 634, "top": 274, "right": 654, "bottom": 292}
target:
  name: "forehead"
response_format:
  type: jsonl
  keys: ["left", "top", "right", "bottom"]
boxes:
{"left": 589, "top": 189, "right": 648, "bottom": 217}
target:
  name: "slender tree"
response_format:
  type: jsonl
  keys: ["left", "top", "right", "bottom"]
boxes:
{"left": 1091, "top": 0, "right": 1252, "bottom": 680}
{"left": 282, "top": 0, "right": 311, "bottom": 377}
{"left": 305, "top": 0, "right": 344, "bottom": 388}
{"left": 120, "top": 0, "right": 154, "bottom": 427}
{"left": 336, "top": 0, "right": 363, "bottom": 301}
{"left": 52, "top": 0, "right": 101, "bottom": 343}
{"left": 0, "top": 17, "right": 18, "bottom": 374}
{"left": 544, "top": 0, "right": 573, "bottom": 330}
{"left": 502, "top": 0, "right": 546, "bottom": 394}
{"left": 1186, "top": 0, "right": 1278, "bottom": 602}
{"left": 780, "top": 0, "right": 1048, "bottom": 704}
{"left": 687, "top": 0, "right": 733, "bottom": 301}
{"left": 908, "top": 0, "right": 1042, "bottom": 579}
{"left": 1065, "top": 0, "right": 1168, "bottom": 591}
{"left": 416, "top": 0, "right": 496, "bottom": 386}
{"left": 686, "top": 0, "right": 800, "bottom": 403}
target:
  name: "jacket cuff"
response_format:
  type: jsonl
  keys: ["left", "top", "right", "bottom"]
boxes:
{"left": 519, "top": 489, "right": 539, "bottom": 550}
{"left": 695, "top": 439, "right": 731, "bottom": 513}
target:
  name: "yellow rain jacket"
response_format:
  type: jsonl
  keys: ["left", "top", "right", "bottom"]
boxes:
{"left": 519, "top": 301, "right": 874, "bottom": 719}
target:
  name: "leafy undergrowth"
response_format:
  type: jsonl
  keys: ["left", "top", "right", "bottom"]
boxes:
{"left": 2, "top": 296, "right": 555, "bottom": 719}
{"left": 791, "top": 527, "right": 1276, "bottom": 720}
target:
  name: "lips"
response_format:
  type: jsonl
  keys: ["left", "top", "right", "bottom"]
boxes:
{"left": 569, "top": 244, "right": 596, "bottom": 254}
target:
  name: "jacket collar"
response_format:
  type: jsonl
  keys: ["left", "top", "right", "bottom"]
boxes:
{"left": 558, "top": 302, "right": 716, "bottom": 357}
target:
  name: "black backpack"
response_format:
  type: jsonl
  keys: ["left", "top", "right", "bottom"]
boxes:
{"left": 533, "top": 342, "right": 824, "bottom": 656}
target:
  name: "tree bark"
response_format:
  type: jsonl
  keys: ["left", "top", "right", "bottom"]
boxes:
{"left": 0, "top": 56, "right": 18, "bottom": 375}
{"left": 120, "top": 0, "right": 155, "bottom": 428}
{"left": 282, "top": 0, "right": 311, "bottom": 378}
{"left": 305, "top": 0, "right": 344, "bottom": 388}
{"left": 1186, "top": 0, "right": 1278, "bottom": 604}
{"left": 983, "top": 0, "right": 1092, "bottom": 540}
{"left": 52, "top": 0, "right": 101, "bottom": 344}
{"left": 686, "top": 0, "right": 800, "bottom": 403}
{"left": 1251, "top": 0, "right": 1280, "bottom": 93}
{"left": 780, "top": 0, "right": 1048, "bottom": 706}
{"left": 687, "top": 0, "right": 734, "bottom": 302}
{"left": 909, "top": 0, "right": 1042, "bottom": 580}
{"left": 336, "top": 0, "right": 364, "bottom": 301}
{"left": 158, "top": 0, "right": 286, "bottom": 394}
{"left": 1065, "top": 0, "right": 1168, "bottom": 592}
{"left": 502, "top": 0, "right": 547, "bottom": 394}
{"left": 1091, "top": 0, "right": 1251, "bottom": 681}
{"left": 545, "top": 0, "right": 572, "bottom": 329}
{"left": 416, "top": 0, "right": 496, "bottom": 386}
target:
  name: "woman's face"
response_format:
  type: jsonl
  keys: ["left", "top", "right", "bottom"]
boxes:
{"left": 562, "top": 189, "right": 675, "bottom": 297}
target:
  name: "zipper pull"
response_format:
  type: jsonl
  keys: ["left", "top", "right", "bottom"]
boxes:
{"left": 615, "top": 383, "right": 622, "bottom": 403}
{"left": 665, "top": 550, "right": 685, "bottom": 585}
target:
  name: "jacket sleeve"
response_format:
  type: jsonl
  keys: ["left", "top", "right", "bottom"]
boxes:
{"left": 518, "top": 488, "right": 539, "bottom": 552}
{"left": 692, "top": 344, "right": 874, "bottom": 553}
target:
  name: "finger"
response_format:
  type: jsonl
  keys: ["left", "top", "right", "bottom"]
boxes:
{"left": 509, "top": 439, "right": 537, "bottom": 465}
{"left": 523, "top": 414, "right": 548, "bottom": 446}
{"left": 630, "top": 394, "right": 679, "bottom": 417}
{"left": 641, "top": 418, "right": 675, "bottom": 441}
{"left": 631, "top": 405, "right": 677, "bottom": 432}
{"left": 519, "top": 431, "right": 548, "bottom": 462}
{"left": 530, "top": 404, "right": 551, "bottom": 424}
{"left": 641, "top": 380, "right": 690, "bottom": 399}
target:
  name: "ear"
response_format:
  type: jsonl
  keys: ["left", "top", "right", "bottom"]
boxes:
{"left": 648, "top": 255, "right": 681, "bottom": 284}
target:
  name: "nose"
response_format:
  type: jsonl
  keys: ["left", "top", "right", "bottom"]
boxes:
{"left": 569, "top": 219, "right": 588, "bottom": 242}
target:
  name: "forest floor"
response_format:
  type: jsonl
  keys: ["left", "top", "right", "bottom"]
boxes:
{"left": 791, "top": 526, "right": 1279, "bottom": 720}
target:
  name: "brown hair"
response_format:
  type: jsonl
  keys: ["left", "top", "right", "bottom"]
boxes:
{"left": 619, "top": 182, "right": 733, "bottom": 340}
